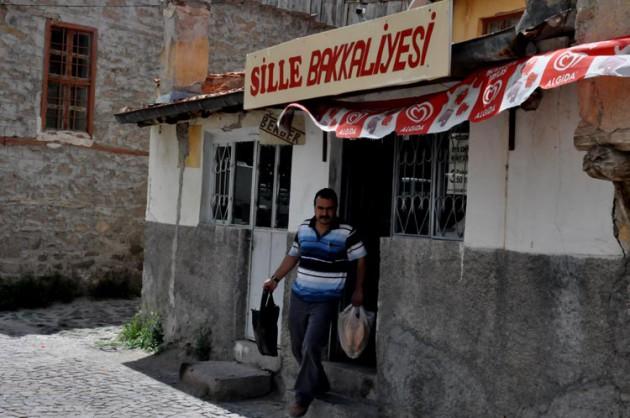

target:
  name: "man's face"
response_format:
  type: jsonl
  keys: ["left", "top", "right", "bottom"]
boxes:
{"left": 314, "top": 197, "right": 336, "bottom": 225}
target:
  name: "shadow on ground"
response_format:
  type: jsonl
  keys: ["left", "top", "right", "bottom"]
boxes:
{"left": 0, "top": 298, "right": 139, "bottom": 337}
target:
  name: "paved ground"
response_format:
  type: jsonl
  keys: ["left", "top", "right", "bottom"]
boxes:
{"left": 0, "top": 298, "right": 286, "bottom": 417}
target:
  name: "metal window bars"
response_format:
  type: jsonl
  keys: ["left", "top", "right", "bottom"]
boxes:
{"left": 209, "top": 141, "right": 293, "bottom": 229}
{"left": 393, "top": 123, "right": 469, "bottom": 240}
{"left": 211, "top": 145, "right": 232, "bottom": 222}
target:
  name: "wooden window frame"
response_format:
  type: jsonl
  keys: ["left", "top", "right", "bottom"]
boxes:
{"left": 41, "top": 20, "right": 97, "bottom": 136}
{"left": 480, "top": 10, "right": 524, "bottom": 36}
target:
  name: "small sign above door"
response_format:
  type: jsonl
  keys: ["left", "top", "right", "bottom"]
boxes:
{"left": 259, "top": 110, "right": 305, "bottom": 146}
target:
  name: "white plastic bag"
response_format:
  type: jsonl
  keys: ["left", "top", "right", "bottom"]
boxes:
{"left": 337, "top": 304, "right": 375, "bottom": 359}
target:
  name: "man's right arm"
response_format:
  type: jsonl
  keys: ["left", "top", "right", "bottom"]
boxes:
{"left": 263, "top": 255, "right": 299, "bottom": 292}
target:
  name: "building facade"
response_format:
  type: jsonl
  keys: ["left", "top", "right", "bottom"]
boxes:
{"left": 0, "top": 2, "right": 163, "bottom": 292}
{"left": 122, "top": 0, "right": 630, "bottom": 416}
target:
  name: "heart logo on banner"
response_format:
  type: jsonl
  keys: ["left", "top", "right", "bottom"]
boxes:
{"left": 552, "top": 51, "right": 585, "bottom": 72}
{"left": 405, "top": 102, "right": 434, "bottom": 123}
{"left": 345, "top": 111, "right": 368, "bottom": 124}
{"left": 482, "top": 80, "right": 503, "bottom": 105}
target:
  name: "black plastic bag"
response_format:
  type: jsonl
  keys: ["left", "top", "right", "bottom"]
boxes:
{"left": 251, "top": 289, "right": 279, "bottom": 357}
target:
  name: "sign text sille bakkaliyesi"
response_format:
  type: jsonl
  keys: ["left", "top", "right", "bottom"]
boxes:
{"left": 248, "top": 13, "right": 438, "bottom": 97}
{"left": 244, "top": 1, "right": 451, "bottom": 109}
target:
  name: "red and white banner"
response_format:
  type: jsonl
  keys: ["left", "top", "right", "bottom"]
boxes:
{"left": 279, "top": 37, "right": 630, "bottom": 139}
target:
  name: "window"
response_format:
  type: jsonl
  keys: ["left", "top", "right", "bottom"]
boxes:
{"left": 209, "top": 141, "right": 292, "bottom": 228}
{"left": 212, "top": 145, "right": 232, "bottom": 222}
{"left": 41, "top": 21, "right": 96, "bottom": 135}
{"left": 256, "top": 145, "right": 292, "bottom": 229}
{"left": 393, "top": 123, "right": 469, "bottom": 239}
{"left": 481, "top": 10, "right": 523, "bottom": 36}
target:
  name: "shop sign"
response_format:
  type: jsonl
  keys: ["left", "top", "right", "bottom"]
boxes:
{"left": 259, "top": 110, "right": 305, "bottom": 145}
{"left": 244, "top": 1, "right": 452, "bottom": 109}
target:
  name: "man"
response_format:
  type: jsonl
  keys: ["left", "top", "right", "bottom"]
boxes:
{"left": 263, "top": 188, "right": 367, "bottom": 417}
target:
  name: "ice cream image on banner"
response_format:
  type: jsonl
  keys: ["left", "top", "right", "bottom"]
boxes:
{"left": 365, "top": 114, "right": 384, "bottom": 136}
{"left": 432, "top": 79, "right": 481, "bottom": 132}
{"left": 593, "top": 55, "right": 630, "bottom": 77}
{"left": 500, "top": 55, "right": 549, "bottom": 113}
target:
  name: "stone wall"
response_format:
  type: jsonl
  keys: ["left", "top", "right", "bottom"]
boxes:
{"left": 143, "top": 221, "right": 251, "bottom": 359}
{"left": 378, "top": 237, "right": 630, "bottom": 417}
{"left": 573, "top": 0, "right": 630, "bottom": 253}
{"left": 207, "top": 0, "right": 331, "bottom": 73}
{"left": 0, "top": 3, "right": 162, "bottom": 286}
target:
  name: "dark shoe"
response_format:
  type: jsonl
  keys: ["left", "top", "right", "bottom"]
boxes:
{"left": 288, "top": 402, "right": 309, "bottom": 417}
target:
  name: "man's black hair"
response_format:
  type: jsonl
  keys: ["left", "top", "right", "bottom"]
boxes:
{"left": 313, "top": 188, "right": 338, "bottom": 207}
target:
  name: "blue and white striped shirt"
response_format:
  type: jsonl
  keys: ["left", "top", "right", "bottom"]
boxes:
{"left": 289, "top": 217, "right": 367, "bottom": 302}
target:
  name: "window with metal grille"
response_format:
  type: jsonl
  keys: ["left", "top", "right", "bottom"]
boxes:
{"left": 393, "top": 123, "right": 468, "bottom": 239}
{"left": 211, "top": 145, "right": 232, "bottom": 222}
{"left": 41, "top": 21, "right": 96, "bottom": 134}
{"left": 208, "top": 141, "right": 292, "bottom": 228}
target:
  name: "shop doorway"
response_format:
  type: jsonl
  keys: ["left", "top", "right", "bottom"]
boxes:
{"left": 245, "top": 145, "right": 292, "bottom": 344}
{"left": 329, "top": 136, "right": 394, "bottom": 366}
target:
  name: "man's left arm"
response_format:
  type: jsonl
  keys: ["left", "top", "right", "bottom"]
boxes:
{"left": 352, "top": 256, "right": 366, "bottom": 306}
{"left": 347, "top": 228, "right": 368, "bottom": 306}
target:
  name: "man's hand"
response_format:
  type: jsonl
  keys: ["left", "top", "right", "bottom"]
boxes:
{"left": 263, "top": 278, "right": 278, "bottom": 292}
{"left": 351, "top": 288, "right": 364, "bottom": 306}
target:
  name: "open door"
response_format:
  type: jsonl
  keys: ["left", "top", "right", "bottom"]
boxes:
{"left": 330, "top": 136, "right": 394, "bottom": 366}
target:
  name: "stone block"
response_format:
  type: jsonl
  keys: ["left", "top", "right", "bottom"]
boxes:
{"left": 234, "top": 339, "right": 282, "bottom": 372}
{"left": 322, "top": 361, "right": 376, "bottom": 401}
{"left": 179, "top": 361, "right": 271, "bottom": 401}
{"left": 306, "top": 393, "right": 378, "bottom": 418}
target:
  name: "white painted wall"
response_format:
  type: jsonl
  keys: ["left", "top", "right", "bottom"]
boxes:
{"left": 465, "top": 85, "right": 621, "bottom": 257}
{"left": 146, "top": 123, "right": 203, "bottom": 227}
{"left": 464, "top": 112, "right": 510, "bottom": 249}
{"left": 288, "top": 118, "right": 331, "bottom": 232}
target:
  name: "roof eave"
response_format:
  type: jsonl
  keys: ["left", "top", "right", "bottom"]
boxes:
{"left": 115, "top": 91, "right": 244, "bottom": 126}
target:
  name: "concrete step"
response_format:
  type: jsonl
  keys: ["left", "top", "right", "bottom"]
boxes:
{"left": 179, "top": 360, "right": 272, "bottom": 401}
{"left": 234, "top": 339, "right": 282, "bottom": 372}
{"left": 306, "top": 392, "right": 379, "bottom": 418}
{"left": 323, "top": 361, "right": 377, "bottom": 401}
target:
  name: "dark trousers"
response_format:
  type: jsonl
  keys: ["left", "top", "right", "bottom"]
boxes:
{"left": 289, "top": 292, "right": 337, "bottom": 406}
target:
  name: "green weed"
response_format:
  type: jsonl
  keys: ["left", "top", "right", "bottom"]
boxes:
{"left": 194, "top": 328, "right": 212, "bottom": 361}
{"left": 119, "top": 311, "right": 164, "bottom": 352}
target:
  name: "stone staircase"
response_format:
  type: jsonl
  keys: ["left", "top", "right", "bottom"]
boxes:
{"left": 307, "top": 392, "right": 378, "bottom": 418}
{"left": 305, "top": 361, "right": 379, "bottom": 418}
{"left": 233, "top": 339, "right": 378, "bottom": 417}
{"left": 181, "top": 339, "right": 379, "bottom": 416}
{"left": 179, "top": 360, "right": 273, "bottom": 401}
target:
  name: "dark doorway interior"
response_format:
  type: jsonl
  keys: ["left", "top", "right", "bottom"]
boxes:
{"left": 329, "top": 136, "right": 394, "bottom": 367}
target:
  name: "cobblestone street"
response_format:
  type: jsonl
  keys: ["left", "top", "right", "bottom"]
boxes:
{"left": 0, "top": 299, "right": 285, "bottom": 418}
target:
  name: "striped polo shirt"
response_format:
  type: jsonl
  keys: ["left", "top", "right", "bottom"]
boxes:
{"left": 288, "top": 217, "right": 367, "bottom": 302}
